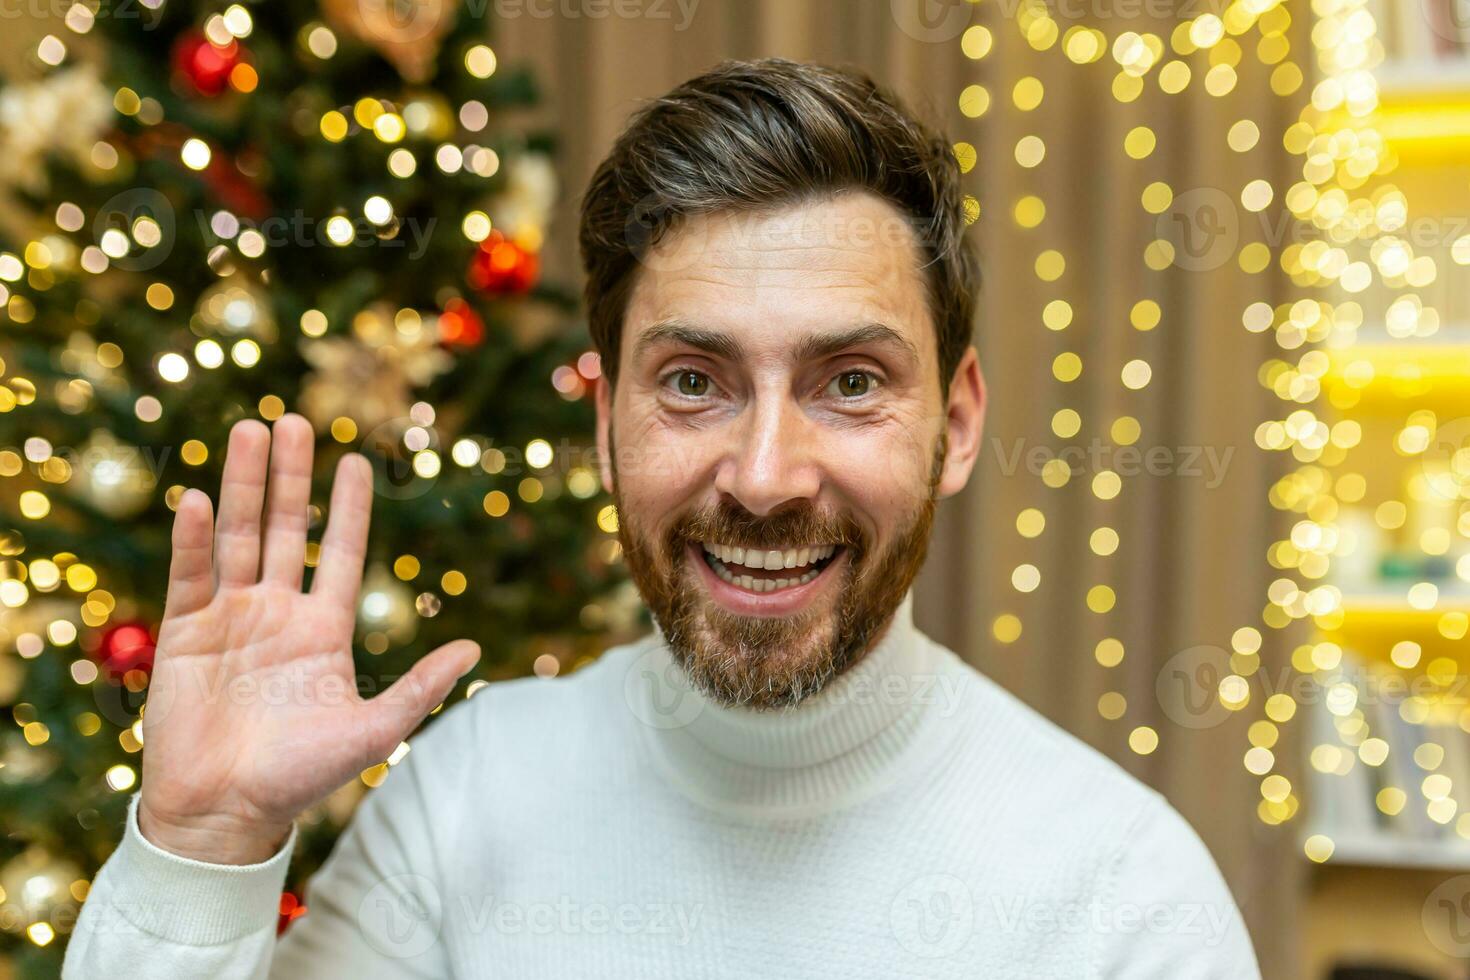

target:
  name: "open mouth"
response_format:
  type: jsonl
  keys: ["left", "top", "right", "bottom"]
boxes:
{"left": 698, "top": 541, "right": 843, "bottom": 594}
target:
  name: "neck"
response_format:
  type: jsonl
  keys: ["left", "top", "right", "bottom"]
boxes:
{"left": 632, "top": 593, "right": 956, "bottom": 817}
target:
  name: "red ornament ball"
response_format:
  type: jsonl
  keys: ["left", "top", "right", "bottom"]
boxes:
{"left": 277, "top": 891, "right": 307, "bottom": 935}
{"left": 438, "top": 297, "right": 485, "bottom": 348}
{"left": 172, "top": 30, "right": 243, "bottom": 97}
{"left": 96, "top": 621, "right": 156, "bottom": 678}
{"left": 467, "top": 231, "right": 539, "bottom": 295}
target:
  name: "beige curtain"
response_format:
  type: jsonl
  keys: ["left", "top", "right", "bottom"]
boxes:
{"left": 501, "top": 1, "right": 1308, "bottom": 975}
{"left": 0, "top": 1, "right": 1307, "bottom": 972}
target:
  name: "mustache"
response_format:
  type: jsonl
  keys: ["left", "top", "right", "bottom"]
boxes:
{"left": 666, "top": 501, "right": 867, "bottom": 555}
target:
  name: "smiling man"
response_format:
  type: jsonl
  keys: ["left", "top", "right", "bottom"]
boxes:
{"left": 66, "top": 59, "right": 1260, "bottom": 978}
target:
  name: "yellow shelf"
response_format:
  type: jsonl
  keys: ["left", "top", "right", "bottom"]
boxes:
{"left": 1322, "top": 344, "right": 1470, "bottom": 415}
{"left": 1318, "top": 594, "right": 1470, "bottom": 665}
{"left": 1374, "top": 83, "right": 1470, "bottom": 163}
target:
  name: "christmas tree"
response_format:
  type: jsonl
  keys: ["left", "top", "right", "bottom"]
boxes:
{"left": 0, "top": 1, "right": 633, "bottom": 972}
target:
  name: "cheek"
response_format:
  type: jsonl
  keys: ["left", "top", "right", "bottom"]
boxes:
{"left": 812, "top": 418, "right": 939, "bottom": 534}
{"left": 612, "top": 409, "right": 722, "bottom": 521}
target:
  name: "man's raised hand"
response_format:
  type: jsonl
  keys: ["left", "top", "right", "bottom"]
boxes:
{"left": 137, "top": 415, "right": 480, "bottom": 864}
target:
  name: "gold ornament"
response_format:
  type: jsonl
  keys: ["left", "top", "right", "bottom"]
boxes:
{"left": 357, "top": 563, "right": 417, "bottom": 643}
{"left": 0, "top": 64, "right": 114, "bottom": 196}
{"left": 492, "top": 153, "right": 558, "bottom": 241}
{"left": 0, "top": 732, "right": 59, "bottom": 785}
{"left": 320, "top": 0, "right": 459, "bottom": 83}
{"left": 194, "top": 273, "right": 277, "bottom": 341}
{"left": 299, "top": 301, "right": 452, "bottom": 433}
{"left": 402, "top": 91, "right": 455, "bottom": 140}
{"left": 70, "top": 430, "right": 157, "bottom": 519}
{"left": 0, "top": 847, "right": 82, "bottom": 933}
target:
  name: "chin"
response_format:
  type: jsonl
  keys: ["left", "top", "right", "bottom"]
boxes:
{"left": 654, "top": 563, "right": 855, "bottom": 710}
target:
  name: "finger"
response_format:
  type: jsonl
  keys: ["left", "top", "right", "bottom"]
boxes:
{"left": 162, "top": 488, "right": 215, "bottom": 620}
{"left": 214, "top": 420, "right": 270, "bottom": 587}
{"left": 311, "top": 453, "right": 373, "bottom": 607}
{"left": 259, "top": 414, "right": 315, "bottom": 589}
{"left": 359, "top": 640, "right": 481, "bottom": 764}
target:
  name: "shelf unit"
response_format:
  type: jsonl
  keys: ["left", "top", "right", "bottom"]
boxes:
{"left": 1306, "top": 830, "right": 1470, "bottom": 871}
{"left": 1300, "top": 30, "right": 1470, "bottom": 979}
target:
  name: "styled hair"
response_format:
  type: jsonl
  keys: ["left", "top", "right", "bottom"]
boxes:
{"left": 577, "top": 57, "right": 979, "bottom": 393}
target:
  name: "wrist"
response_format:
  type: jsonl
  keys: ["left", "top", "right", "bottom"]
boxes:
{"left": 137, "top": 799, "right": 293, "bottom": 866}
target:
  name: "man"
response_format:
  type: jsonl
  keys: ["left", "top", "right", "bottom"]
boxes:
{"left": 65, "top": 59, "right": 1260, "bottom": 977}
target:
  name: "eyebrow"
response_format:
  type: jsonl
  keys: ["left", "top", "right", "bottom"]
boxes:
{"left": 633, "top": 320, "right": 744, "bottom": 361}
{"left": 791, "top": 323, "right": 919, "bottom": 367}
{"left": 633, "top": 319, "right": 919, "bottom": 367}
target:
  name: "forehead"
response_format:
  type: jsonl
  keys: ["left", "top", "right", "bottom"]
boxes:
{"left": 622, "top": 192, "right": 936, "bottom": 365}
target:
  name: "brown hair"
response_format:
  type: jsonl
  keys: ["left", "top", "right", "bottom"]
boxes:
{"left": 578, "top": 57, "right": 979, "bottom": 394}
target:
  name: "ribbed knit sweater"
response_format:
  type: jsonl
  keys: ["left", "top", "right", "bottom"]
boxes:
{"left": 64, "top": 594, "right": 1260, "bottom": 978}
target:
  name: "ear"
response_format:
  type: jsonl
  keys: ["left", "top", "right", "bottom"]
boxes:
{"left": 936, "top": 346, "right": 986, "bottom": 499}
{"left": 594, "top": 374, "right": 615, "bottom": 494}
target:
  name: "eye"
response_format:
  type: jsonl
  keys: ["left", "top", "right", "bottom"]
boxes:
{"left": 826, "top": 370, "right": 878, "bottom": 398}
{"left": 667, "top": 369, "right": 712, "bottom": 397}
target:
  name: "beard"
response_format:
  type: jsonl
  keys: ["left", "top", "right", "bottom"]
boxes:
{"left": 615, "top": 436, "right": 944, "bottom": 710}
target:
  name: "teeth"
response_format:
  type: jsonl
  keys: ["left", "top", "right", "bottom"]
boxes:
{"left": 702, "top": 542, "right": 836, "bottom": 572}
{"left": 704, "top": 548, "right": 827, "bottom": 592}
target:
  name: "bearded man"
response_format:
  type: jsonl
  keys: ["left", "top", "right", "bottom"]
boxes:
{"left": 65, "top": 59, "right": 1260, "bottom": 978}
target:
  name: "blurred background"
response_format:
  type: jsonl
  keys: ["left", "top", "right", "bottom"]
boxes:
{"left": 0, "top": 0, "right": 1466, "bottom": 977}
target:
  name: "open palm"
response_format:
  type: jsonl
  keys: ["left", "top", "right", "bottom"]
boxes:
{"left": 138, "top": 415, "right": 480, "bottom": 864}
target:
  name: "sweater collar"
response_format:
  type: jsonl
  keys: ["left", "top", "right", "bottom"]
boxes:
{"left": 631, "top": 593, "right": 959, "bottom": 816}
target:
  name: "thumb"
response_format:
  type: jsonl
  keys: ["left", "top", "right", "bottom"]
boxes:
{"left": 360, "top": 640, "right": 481, "bottom": 764}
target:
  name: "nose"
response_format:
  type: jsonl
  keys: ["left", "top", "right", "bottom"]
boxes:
{"left": 712, "top": 393, "right": 822, "bottom": 516}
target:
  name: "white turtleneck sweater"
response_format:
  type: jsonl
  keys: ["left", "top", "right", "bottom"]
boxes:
{"left": 64, "top": 595, "right": 1260, "bottom": 978}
